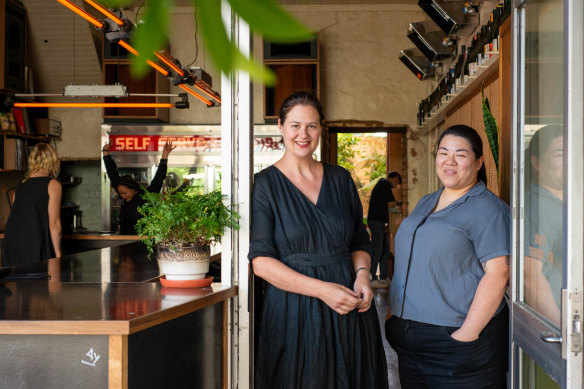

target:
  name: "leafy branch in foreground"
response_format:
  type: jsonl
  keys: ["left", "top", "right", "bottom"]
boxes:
{"left": 100, "top": 0, "right": 314, "bottom": 84}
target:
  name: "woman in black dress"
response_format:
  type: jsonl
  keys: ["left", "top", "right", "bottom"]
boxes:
{"left": 101, "top": 140, "right": 175, "bottom": 234}
{"left": 4, "top": 143, "right": 62, "bottom": 266}
{"left": 248, "top": 91, "right": 389, "bottom": 389}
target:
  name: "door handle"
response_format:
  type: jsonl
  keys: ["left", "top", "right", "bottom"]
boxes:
{"left": 540, "top": 331, "right": 562, "bottom": 343}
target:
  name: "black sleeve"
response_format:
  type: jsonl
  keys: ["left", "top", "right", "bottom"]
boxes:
{"left": 385, "top": 181, "right": 396, "bottom": 203}
{"left": 103, "top": 155, "right": 121, "bottom": 188}
{"left": 147, "top": 158, "right": 168, "bottom": 193}
{"left": 248, "top": 172, "right": 280, "bottom": 261}
{"left": 347, "top": 171, "right": 373, "bottom": 257}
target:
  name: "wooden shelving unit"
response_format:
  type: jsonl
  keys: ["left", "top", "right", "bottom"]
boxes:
{"left": 417, "top": 52, "right": 500, "bottom": 135}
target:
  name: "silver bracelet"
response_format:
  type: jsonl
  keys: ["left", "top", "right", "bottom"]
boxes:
{"left": 355, "top": 267, "right": 369, "bottom": 275}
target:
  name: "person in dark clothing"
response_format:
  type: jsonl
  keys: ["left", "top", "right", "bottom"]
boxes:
{"left": 367, "top": 171, "right": 402, "bottom": 288}
{"left": 4, "top": 143, "right": 62, "bottom": 266}
{"left": 249, "top": 91, "right": 388, "bottom": 389}
{"left": 102, "top": 140, "right": 175, "bottom": 235}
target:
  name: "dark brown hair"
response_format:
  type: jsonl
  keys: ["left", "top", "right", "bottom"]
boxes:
{"left": 278, "top": 91, "right": 325, "bottom": 126}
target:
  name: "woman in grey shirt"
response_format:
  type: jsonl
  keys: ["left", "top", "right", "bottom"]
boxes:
{"left": 386, "top": 125, "right": 510, "bottom": 388}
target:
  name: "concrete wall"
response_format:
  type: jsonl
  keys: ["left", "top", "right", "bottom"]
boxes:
{"left": 166, "top": 8, "right": 222, "bottom": 125}
{"left": 51, "top": 108, "right": 103, "bottom": 160}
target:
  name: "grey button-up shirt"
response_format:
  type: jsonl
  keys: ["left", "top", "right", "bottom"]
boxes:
{"left": 389, "top": 181, "right": 510, "bottom": 327}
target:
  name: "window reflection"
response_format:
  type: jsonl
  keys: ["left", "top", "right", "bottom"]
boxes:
{"left": 524, "top": 126, "right": 563, "bottom": 326}
{"left": 521, "top": 0, "right": 564, "bottom": 328}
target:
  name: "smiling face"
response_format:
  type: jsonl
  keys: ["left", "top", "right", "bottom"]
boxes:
{"left": 117, "top": 185, "right": 137, "bottom": 202}
{"left": 436, "top": 135, "right": 484, "bottom": 191}
{"left": 278, "top": 104, "right": 322, "bottom": 159}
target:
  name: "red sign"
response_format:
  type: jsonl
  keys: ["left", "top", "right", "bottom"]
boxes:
{"left": 109, "top": 135, "right": 284, "bottom": 153}
{"left": 109, "top": 135, "right": 221, "bottom": 152}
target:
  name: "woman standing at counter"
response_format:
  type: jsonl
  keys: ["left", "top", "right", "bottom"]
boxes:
{"left": 4, "top": 143, "right": 62, "bottom": 266}
{"left": 102, "top": 140, "right": 175, "bottom": 235}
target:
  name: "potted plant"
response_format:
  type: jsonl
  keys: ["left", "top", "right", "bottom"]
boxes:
{"left": 135, "top": 187, "right": 240, "bottom": 282}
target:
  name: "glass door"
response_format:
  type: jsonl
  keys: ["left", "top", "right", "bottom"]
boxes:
{"left": 511, "top": 0, "right": 583, "bottom": 387}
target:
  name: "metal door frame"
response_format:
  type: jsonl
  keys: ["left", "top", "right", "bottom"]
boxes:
{"left": 510, "top": 0, "right": 583, "bottom": 387}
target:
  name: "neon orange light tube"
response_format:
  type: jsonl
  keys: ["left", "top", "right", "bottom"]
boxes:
{"left": 192, "top": 82, "right": 221, "bottom": 104}
{"left": 178, "top": 84, "right": 212, "bottom": 106}
{"left": 14, "top": 103, "right": 174, "bottom": 108}
{"left": 84, "top": 0, "right": 124, "bottom": 26}
{"left": 155, "top": 52, "right": 184, "bottom": 76}
{"left": 57, "top": 0, "right": 104, "bottom": 28}
{"left": 147, "top": 60, "right": 169, "bottom": 76}
{"left": 118, "top": 40, "right": 138, "bottom": 56}
{"left": 118, "top": 41, "right": 168, "bottom": 76}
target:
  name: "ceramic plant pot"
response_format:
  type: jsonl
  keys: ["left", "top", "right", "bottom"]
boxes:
{"left": 157, "top": 243, "right": 211, "bottom": 281}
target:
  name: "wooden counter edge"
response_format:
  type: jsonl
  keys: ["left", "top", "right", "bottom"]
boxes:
{"left": 0, "top": 285, "right": 238, "bottom": 335}
{"left": 128, "top": 285, "right": 238, "bottom": 334}
{"left": 61, "top": 234, "right": 140, "bottom": 241}
{"left": 0, "top": 320, "right": 131, "bottom": 335}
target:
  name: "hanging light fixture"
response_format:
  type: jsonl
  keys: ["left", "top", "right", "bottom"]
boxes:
{"left": 14, "top": 102, "right": 175, "bottom": 108}
{"left": 50, "top": 0, "right": 220, "bottom": 108}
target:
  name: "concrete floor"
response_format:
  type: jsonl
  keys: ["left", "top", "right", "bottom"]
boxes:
{"left": 373, "top": 287, "right": 402, "bottom": 389}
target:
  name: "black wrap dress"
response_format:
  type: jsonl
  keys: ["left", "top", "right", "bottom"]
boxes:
{"left": 248, "top": 163, "right": 389, "bottom": 389}
{"left": 4, "top": 177, "right": 55, "bottom": 267}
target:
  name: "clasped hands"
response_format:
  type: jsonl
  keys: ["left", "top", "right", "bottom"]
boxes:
{"left": 321, "top": 272, "right": 373, "bottom": 315}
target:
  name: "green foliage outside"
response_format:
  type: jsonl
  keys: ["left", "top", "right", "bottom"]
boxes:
{"left": 100, "top": 0, "right": 314, "bottom": 84}
{"left": 361, "top": 152, "right": 386, "bottom": 182}
{"left": 337, "top": 133, "right": 360, "bottom": 172}
{"left": 135, "top": 187, "right": 240, "bottom": 255}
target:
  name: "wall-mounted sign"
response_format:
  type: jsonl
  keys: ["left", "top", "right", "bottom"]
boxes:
{"left": 109, "top": 135, "right": 221, "bottom": 152}
{"left": 255, "top": 136, "right": 284, "bottom": 152}
{"left": 109, "top": 135, "right": 284, "bottom": 153}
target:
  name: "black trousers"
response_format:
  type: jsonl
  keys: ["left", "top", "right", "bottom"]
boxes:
{"left": 385, "top": 306, "right": 508, "bottom": 389}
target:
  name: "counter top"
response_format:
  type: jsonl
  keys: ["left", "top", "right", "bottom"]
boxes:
{"left": 0, "top": 242, "right": 235, "bottom": 335}
{"left": 0, "top": 232, "right": 140, "bottom": 240}
{"left": 0, "top": 282, "right": 236, "bottom": 335}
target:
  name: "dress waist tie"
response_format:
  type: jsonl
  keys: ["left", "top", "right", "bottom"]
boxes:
{"left": 281, "top": 249, "right": 351, "bottom": 267}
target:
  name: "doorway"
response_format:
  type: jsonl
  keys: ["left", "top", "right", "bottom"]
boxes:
{"left": 323, "top": 125, "right": 407, "bottom": 279}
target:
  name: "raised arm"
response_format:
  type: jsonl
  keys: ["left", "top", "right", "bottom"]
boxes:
{"left": 102, "top": 140, "right": 120, "bottom": 186}
{"left": 47, "top": 179, "right": 62, "bottom": 258}
{"left": 148, "top": 140, "right": 175, "bottom": 193}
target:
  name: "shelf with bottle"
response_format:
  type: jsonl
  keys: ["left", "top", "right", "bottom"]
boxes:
{"left": 417, "top": 53, "right": 499, "bottom": 134}
{"left": 416, "top": 1, "right": 509, "bottom": 133}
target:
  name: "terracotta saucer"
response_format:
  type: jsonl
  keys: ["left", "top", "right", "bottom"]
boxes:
{"left": 160, "top": 275, "right": 213, "bottom": 288}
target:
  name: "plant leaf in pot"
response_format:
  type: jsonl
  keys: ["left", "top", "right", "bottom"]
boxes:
{"left": 135, "top": 187, "right": 240, "bottom": 281}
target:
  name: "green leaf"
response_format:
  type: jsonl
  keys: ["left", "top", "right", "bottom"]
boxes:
{"left": 195, "top": 0, "right": 275, "bottom": 84}
{"left": 228, "top": 0, "right": 314, "bottom": 42}
{"left": 481, "top": 85, "right": 499, "bottom": 171}
{"left": 99, "top": 0, "right": 136, "bottom": 7}
{"left": 129, "top": 0, "right": 171, "bottom": 78}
